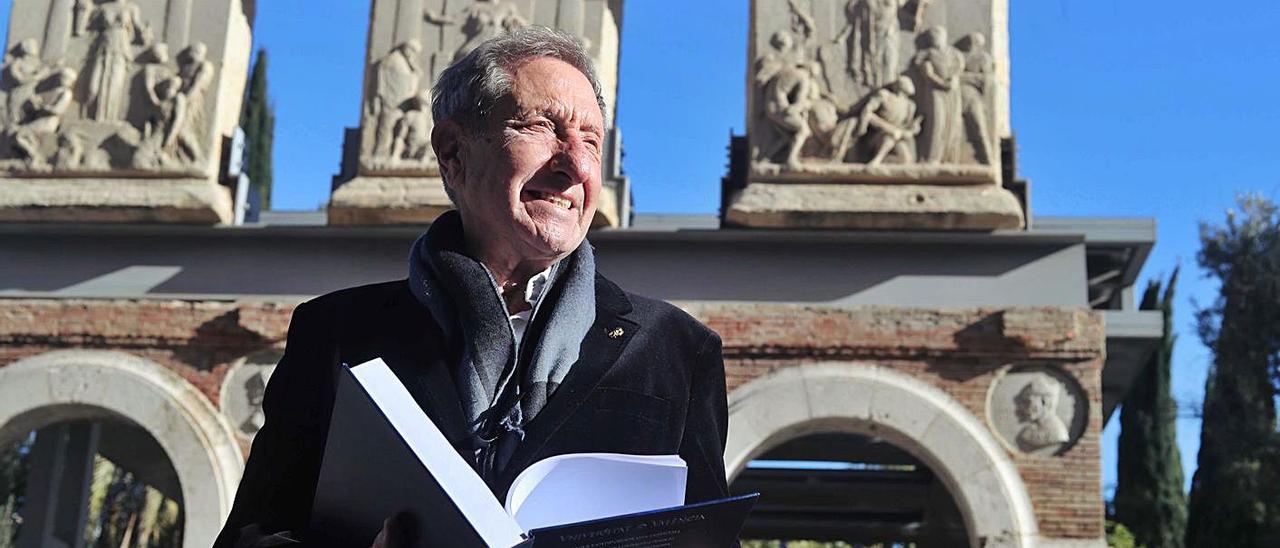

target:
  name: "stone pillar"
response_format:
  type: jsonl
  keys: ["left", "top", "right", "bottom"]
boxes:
{"left": 724, "top": 0, "right": 1024, "bottom": 230}
{"left": 328, "top": 0, "right": 629, "bottom": 227}
{"left": 15, "top": 422, "right": 100, "bottom": 548}
{"left": 0, "top": 0, "right": 253, "bottom": 224}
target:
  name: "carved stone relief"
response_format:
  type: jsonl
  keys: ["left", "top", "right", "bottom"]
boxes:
{"left": 0, "top": 0, "right": 221, "bottom": 177}
{"left": 220, "top": 352, "right": 281, "bottom": 441}
{"left": 360, "top": 1, "right": 537, "bottom": 175}
{"left": 987, "top": 364, "right": 1087, "bottom": 457}
{"left": 333, "top": 0, "right": 625, "bottom": 227}
{"left": 426, "top": 0, "right": 530, "bottom": 64}
{"left": 749, "top": 0, "right": 1001, "bottom": 183}
{"left": 362, "top": 38, "right": 431, "bottom": 172}
{"left": 355, "top": 0, "right": 615, "bottom": 178}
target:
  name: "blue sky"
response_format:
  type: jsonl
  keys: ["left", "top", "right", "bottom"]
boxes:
{"left": 6, "top": 0, "right": 1280, "bottom": 500}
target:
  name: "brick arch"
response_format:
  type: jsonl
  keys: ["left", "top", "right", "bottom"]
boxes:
{"left": 0, "top": 350, "right": 243, "bottom": 547}
{"left": 725, "top": 362, "right": 1038, "bottom": 548}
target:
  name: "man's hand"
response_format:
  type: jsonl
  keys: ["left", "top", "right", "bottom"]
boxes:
{"left": 368, "top": 514, "right": 410, "bottom": 548}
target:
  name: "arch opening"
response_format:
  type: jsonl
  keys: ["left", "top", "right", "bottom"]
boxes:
{"left": 725, "top": 363, "right": 1037, "bottom": 548}
{"left": 0, "top": 350, "right": 244, "bottom": 547}
{"left": 0, "top": 410, "right": 186, "bottom": 547}
{"left": 734, "top": 432, "right": 968, "bottom": 546}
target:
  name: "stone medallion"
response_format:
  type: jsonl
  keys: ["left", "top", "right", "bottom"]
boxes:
{"left": 220, "top": 350, "right": 281, "bottom": 442}
{"left": 987, "top": 363, "right": 1086, "bottom": 456}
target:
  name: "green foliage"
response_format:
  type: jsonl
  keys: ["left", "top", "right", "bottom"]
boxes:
{"left": 1107, "top": 520, "right": 1141, "bottom": 548}
{"left": 0, "top": 434, "right": 33, "bottom": 546}
{"left": 240, "top": 48, "right": 275, "bottom": 210}
{"left": 0, "top": 427, "right": 181, "bottom": 548}
{"left": 1113, "top": 269, "right": 1187, "bottom": 548}
{"left": 1186, "top": 195, "right": 1280, "bottom": 547}
{"left": 84, "top": 454, "right": 183, "bottom": 548}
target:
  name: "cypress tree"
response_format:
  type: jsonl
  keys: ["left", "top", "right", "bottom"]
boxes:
{"left": 1114, "top": 268, "right": 1187, "bottom": 548}
{"left": 1186, "top": 195, "right": 1280, "bottom": 547}
{"left": 240, "top": 48, "right": 275, "bottom": 210}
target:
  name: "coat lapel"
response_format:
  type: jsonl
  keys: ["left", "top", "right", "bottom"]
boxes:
{"left": 378, "top": 282, "right": 472, "bottom": 448}
{"left": 498, "top": 274, "right": 638, "bottom": 487}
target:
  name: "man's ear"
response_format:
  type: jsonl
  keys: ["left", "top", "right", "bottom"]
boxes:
{"left": 432, "top": 119, "right": 466, "bottom": 193}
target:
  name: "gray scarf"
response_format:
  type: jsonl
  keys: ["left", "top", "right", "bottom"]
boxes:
{"left": 407, "top": 211, "right": 597, "bottom": 480}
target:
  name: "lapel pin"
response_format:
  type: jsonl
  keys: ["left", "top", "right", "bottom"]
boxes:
{"left": 607, "top": 327, "right": 625, "bottom": 339}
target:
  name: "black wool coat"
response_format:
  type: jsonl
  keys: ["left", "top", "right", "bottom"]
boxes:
{"left": 214, "top": 275, "right": 731, "bottom": 547}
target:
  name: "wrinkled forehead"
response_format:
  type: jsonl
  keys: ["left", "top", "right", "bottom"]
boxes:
{"left": 502, "top": 57, "right": 604, "bottom": 126}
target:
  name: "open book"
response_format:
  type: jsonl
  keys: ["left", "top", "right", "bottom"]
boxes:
{"left": 308, "top": 358, "right": 757, "bottom": 547}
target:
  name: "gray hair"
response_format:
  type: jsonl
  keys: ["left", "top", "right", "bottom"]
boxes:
{"left": 431, "top": 26, "right": 607, "bottom": 132}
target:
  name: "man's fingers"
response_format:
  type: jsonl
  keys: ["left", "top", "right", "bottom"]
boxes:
{"left": 384, "top": 515, "right": 403, "bottom": 548}
{"left": 368, "top": 518, "right": 390, "bottom": 548}
{"left": 370, "top": 513, "right": 412, "bottom": 548}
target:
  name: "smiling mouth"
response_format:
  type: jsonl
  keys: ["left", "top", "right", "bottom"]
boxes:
{"left": 524, "top": 189, "right": 574, "bottom": 210}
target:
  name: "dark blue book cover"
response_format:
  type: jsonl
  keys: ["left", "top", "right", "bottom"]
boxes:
{"left": 526, "top": 493, "right": 758, "bottom": 548}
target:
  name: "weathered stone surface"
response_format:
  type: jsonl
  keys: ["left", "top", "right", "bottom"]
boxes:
{"left": 0, "top": 177, "right": 232, "bottom": 223}
{"left": 724, "top": 181, "right": 1025, "bottom": 230}
{"left": 331, "top": 0, "right": 626, "bottom": 227}
{"left": 748, "top": 0, "right": 1009, "bottom": 182}
{"left": 327, "top": 175, "right": 452, "bottom": 226}
{"left": 0, "top": 0, "right": 252, "bottom": 224}
{"left": 729, "top": 0, "right": 1024, "bottom": 230}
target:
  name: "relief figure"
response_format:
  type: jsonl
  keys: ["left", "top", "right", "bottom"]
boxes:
{"left": 128, "top": 43, "right": 174, "bottom": 127}
{"left": 84, "top": 0, "right": 149, "bottom": 122}
{"left": 757, "top": 31, "right": 821, "bottom": 168}
{"left": 911, "top": 26, "right": 964, "bottom": 164}
{"left": 756, "top": 2, "right": 852, "bottom": 167}
{"left": 390, "top": 90, "right": 433, "bottom": 162}
{"left": 176, "top": 43, "right": 214, "bottom": 152}
{"left": 241, "top": 370, "right": 268, "bottom": 435}
{"left": 850, "top": 76, "right": 920, "bottom": 165}
{"left": 840, "top": 0, "right": 906, "bottom": 90}
{"left": 134, "top": 75, "right": 198, "bottom": 169}
{"left": 367, "top": 39, "right": 423, "bottom": 159}
{"left": 426, "top": 0, "right": 529, "bottom": 63}
{"left": 2, "top": 39, "right": 51, "bottom": 126}
{"left": 12, "top": 68, "right": 77, "bottom": 167}
{"left": 1014, "top": 378, "right": 1070, "bottom": 452}
{"left": 959, "top": 32, "right": 995, "bottom": 165}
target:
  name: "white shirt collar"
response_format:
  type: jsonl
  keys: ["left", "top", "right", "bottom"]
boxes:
{"left": 484, "top": 263, "right": 557, "bottom": 343}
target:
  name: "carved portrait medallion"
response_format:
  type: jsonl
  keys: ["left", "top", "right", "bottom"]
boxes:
{"left": 220, "top": 350, "right": 282, "bottom": 441}
{"left": 987, "top": 363, "right": 1087, "bottom": 457}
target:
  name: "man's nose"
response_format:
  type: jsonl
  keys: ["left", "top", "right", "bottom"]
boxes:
{"left": 549, "top": 135, "right": 596, "bottom": 186}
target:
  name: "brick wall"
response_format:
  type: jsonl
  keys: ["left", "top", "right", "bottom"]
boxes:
{"left": 0, "top": 298, "right": 1105, "bottom": 540}
{"left": 687, "top": 302, "right": 1106, "bottom": 540}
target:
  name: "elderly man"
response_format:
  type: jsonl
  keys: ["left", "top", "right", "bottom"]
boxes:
{"left": 214, "top": 27, "right": 730, "bottom": 547}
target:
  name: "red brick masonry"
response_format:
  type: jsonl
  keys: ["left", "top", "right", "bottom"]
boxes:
{"left": 0, "top": 298, "right": 1104, "bottom": 539}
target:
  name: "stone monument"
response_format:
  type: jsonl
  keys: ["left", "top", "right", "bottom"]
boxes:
{"left": 725, "top": 0, "right": 1024, "bottom": 229}
{"left": 329, "top": 0, "right": 630, "bottom": 227}
{"left": 0, "top": 0, "right": 253, "bottom": 224}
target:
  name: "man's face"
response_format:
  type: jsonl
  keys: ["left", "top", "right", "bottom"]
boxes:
{"left": 1016, "top": 393, "right": 1048, "bottom": 423}
{"left": 447, "top": 57, "right": 603, "bottom": 262}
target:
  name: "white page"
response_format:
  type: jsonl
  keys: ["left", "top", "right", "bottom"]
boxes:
{"left": 351, "top": 359, "right": 525, "bottom": 547}
{"left": 504, "top": 453, "right": 687, "bottom": 531}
